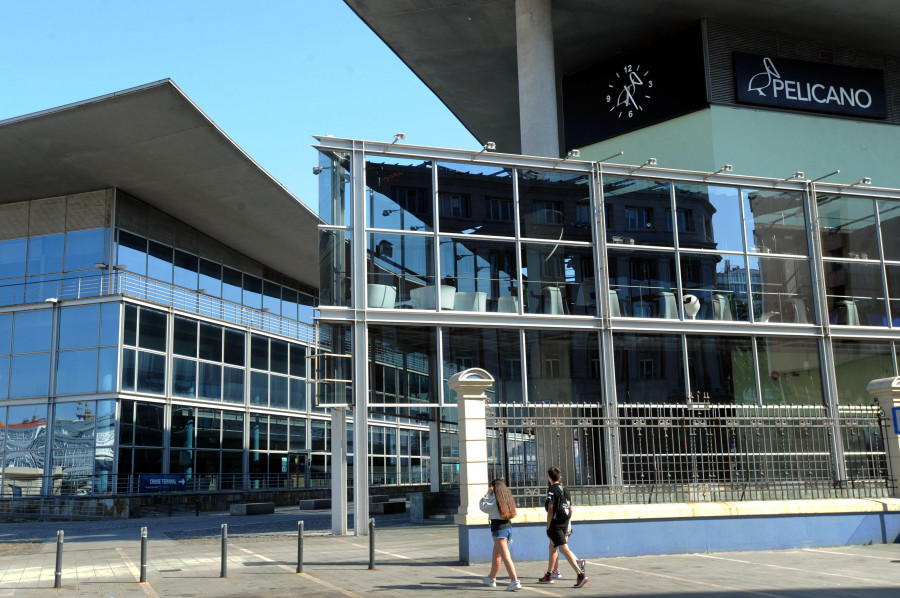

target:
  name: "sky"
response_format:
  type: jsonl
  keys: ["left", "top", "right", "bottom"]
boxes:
{"left": 1, "top": 1, "right": 477, "bottom": 210}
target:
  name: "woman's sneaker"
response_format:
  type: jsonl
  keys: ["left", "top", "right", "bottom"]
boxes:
{"left": 552, "top": 569, "right": 562, "bottom": 579}
{"left": 506, "top": 579, "right": 521, "bottom": 592}
{"left": 538, "top": 572, "right": 554, "bottom": 584}
{"left": 482, "top": 576, "right": 496, "bottom": 587}
{"left": 574, "top": 573, "right": 589, "bottom": 588}
{"left": 578, "top": 559, "right": 586, "bottom": 573}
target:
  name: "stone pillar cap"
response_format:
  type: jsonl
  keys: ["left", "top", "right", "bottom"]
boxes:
{"left": 448, "top": 368, "right": 495, "bottom": 390}
{"left": 866, "top": 376, "right": 900, "bottom": 396}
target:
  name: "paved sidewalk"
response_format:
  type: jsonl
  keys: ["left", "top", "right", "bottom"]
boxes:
{"left": 1, "top": 507, "right": 899, "bottom": 597}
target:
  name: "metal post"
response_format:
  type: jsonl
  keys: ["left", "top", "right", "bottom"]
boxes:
{"left": 368, "top": 518, "right": 375, "bottom": 570}
{"left": 220, "top": 524, "right": 228, "bottom": 578}
{"left": 54, "top": 530, "right": 64, "bottom": 588}
{"left": 140, "top": 527, "right": 148, "bottom": 582}
{"left": 296, "top": 521, "right": 304, "bottom": 573}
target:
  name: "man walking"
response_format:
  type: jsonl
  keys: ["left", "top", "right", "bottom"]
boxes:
{"left": 538, "top": 467, "right": 588, "bottom": 588}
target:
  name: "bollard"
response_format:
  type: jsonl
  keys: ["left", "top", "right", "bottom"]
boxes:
{"left": 296, "top": 521, "right": 304, "bottom": 574}
{"left": 368, "top": 518, "right": 375, "bottom": 570}
{"left": 140, "top": 527, "right": 148, "bottom": 583}
{"left": 54, "top": 530, "right": 64, "bottom": 588}
{"left": 220, "top": 523, "right": 228, "bottom": 578}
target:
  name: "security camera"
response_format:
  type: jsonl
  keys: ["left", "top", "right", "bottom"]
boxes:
{"left": 682, "top": 294, "right": 700, "bottom": 319}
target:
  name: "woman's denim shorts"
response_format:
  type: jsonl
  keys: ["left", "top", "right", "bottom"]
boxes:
{"left": 491, "top": 528, "right": 513, "bottom": 541}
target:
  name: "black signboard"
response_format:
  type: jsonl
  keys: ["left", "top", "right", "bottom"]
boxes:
{"left": 562, "top": 24, "right": 708, "bottom": 150}
{"left": 734, "top": 53, "right": 886, "bottom": 119}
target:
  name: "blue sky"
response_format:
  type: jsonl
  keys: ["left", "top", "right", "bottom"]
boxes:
{"left": 1, "top": 1, "right": 477, "bottom": 209}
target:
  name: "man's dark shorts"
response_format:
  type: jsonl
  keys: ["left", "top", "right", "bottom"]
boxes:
{"left": 546, "top": 524, "right": 568, "bottom": 547}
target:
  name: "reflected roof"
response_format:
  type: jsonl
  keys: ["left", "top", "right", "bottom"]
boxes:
{"left": 0, "top": 80, "right": 320, "bottom": 289}
{"left": 345, "top": 0, "right": 900, "bottom": 153}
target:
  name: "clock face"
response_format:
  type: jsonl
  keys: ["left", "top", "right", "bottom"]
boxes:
{"left": 605, "top": 65, "right": 654, "bottom": 118}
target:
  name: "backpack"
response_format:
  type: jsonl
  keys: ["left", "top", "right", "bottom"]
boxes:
{"left": 550, "top": 484, "right": 571, "bottom": 523}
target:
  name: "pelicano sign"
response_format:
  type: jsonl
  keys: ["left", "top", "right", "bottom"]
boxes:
{"left": 734, "top": 53, "right": 886, "bottom": 119}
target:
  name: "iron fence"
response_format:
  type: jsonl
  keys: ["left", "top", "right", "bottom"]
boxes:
{"left": 486, "top": 403, "right": 891, "bottom": 507}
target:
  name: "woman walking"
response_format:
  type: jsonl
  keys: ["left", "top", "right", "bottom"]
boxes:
{"left": 479, "top": 479, "right": 521, "bottom": 591}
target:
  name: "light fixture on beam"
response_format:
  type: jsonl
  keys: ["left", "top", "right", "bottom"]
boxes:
{"left": 552, "top": 149, "right": 581, "bottom": 167}
{"left": 773, "top": 171, "right": 805, "bottom": 187}
{"left": 629, "top": 158, "right": 657, "bottom": 174}
{"left": 703, "top": 164, "right": 733, "bottom": 181}
{"left": 472, "top": 141, "right": 497, "bottom": 160}
{"left": 809, "top": 169, "right": 840, "bottom": 183}
{"left": 385, "top": 132, "right": 406, "bottom": 151}
{"left": 841, "top": 177, "right": 872, "bottom": 192}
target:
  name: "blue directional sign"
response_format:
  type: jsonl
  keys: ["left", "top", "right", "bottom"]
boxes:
{"left": 138, "top": 473, "right": 187, "bottom": 493}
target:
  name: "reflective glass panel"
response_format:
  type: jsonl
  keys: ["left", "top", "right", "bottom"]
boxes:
{"left": 289, "top": 418, "right": 306, "bottom": 450}
{"left": 199, "top": 322, "right": 222, "bottom": 361}
{"left": 823, "top": 261, "right": 886, "bottom": 326}
{"left": 243, "top": 275, "right": 262, "bottom": 309}
{"left": 525, "top": 330, "right": 601, "bottom": 404}
{"left": 8, "top": 403, "right": 48, "bottom": 450}
{"left": 674, "top": 184, "right": 743, "bottom": 252}
{"left": 0, "top": 356, "right": 8, "bottom": 399}
{"left": 136, "top": 351, "right": 165, "bottom": 394}
{"left": 27, "top": 233, "right": 64, "bottom": 275}
{"left": 250, "top": 414, "right": 268, "bottom": 450}
{"left": 123, "top": 304, "right": 137, "bottom": 346}
{"left": 250, "top": 371, "right": 268, "bottom": 406}
{"left": 147, "top": 241, "right": 173, "bottom": 283}
{"left": 263, "top": 282, "right": 281, "bottom": 315}
{"left": 439, "top": 237, "right": 518, "bottom": 313}
{"left": 281, "top": 288, "right": 299, "bottom": 321}
{"left": 98, "top": 347, "right": 117, "bottom": 392}
{"left": 436, "top": 161, "right": 514, "bottom": 236}
{"left": 173, "top": 316, "right": 197, "bottom": 357}
{"left": 13, "top": 309, "right": 52, "bottom": 353}
{"left": 270, "top": 340, "right": 288, "bottom": 374}
{"left": 885, "top": 265, "right": 900, "bottom": 327}
{"left": 0, "top": 313, "right": 11, "bottom": 354}
{"left": 170, "top": 406, "right": 193, "bottom": 448}
{"left": 318, "top": 228, "right": 352, "bottom": 308}
{"left": 223, "top": 367, "right": 244, "bottom": 404}
{"left": 604, "top": 176, "right": 673, "bottom": 247}
{"left": 199, "top": 362, "right": 222, "bottom": 400}
{"left": 521, "top": 243, "right": 594, "bottom": 315}
{"left": 197, "top": 409, "right": 220, "bottom": 449}
{"left": 138, "top": 308, "right": 167, "bottom": 352}
{"left": 251, "top": 335, "right": 268, "bottom": 370}
{"left": 116, "top": 231, "right": 147, "bottom": 275}
{"left": 366, "top": 158, "right": 433, "bottom": 231}
{"left": 199, "top": 258, "right": 222, "bottom": 298}
{"left": 317, "top": 150, "right": 351, "bottom": 228}
{"left": 172, "top": 358, "right": 196, "bottom": 398}
{"left": 878, "top": 198, "right": 900, "bottom": 261}
{"left": 0, "top": 238, "right": 27, "bottom": 279}
{"left": 10, "top": 353, "right": 50, "bottom": 398}
{"left": 64, "top": 228, "right": 106, "bottom": 272}
{"left": 100, "top": 303, "right": 119, "bottom": 346}
{"left": 222, "top": 267, "right": 242, "bottom": 304}
{"left": 174, "top": 250, "right": 198, "bottom": 290}
{"left": 289, "top": 378, "right": 307, "bottom": 411}
{"left": 370, "top": 325, "right": 438, "bottom": 405}
{"left": 685, "top": 335, "right": 755, "bottom": 403}
{"left": 57, "top": 349, "right": 98, "bottom": 394}
{"left": 59, "top": 305, "right": 100, "bottom": 349}
{"left": 680, "top": 253, "right": 750, "bottom": 321}
{"left": 750, "top": 256, "right": 815, "bottom": 323}
{"left": 607, "top": 249, "right": 677, "bottom": 318}
{"left": 224, "top": 329, "right": 245, "bottom": 366}
{"left": 613, "top": 333, "right": 685, "bottom": 403}
{"left": 134, "top": 402, "right": 165, "bottom": 446}
{"left": 743, "top": 188, "right": 809, "bottom": 255}
{"left": 757, "top": 337, "right": 823, "bottom": 405}
{"left": 121, "top": 348, "right": 136, "bottom": 391}
{"left": 290, "top": 344, "right": 306, "bottom": 377}
{"left": 270, "top": 416, "right": 288, "bottom": 450}
{"left": 310, "top": 419, "right": 327, "bottom": 451}
{"left": 817, "top": 194, "right": 877, "bottom": 260}
{"left": 222, "top": 411, "right": 243, "bottom": 449}
{"left": 367, "top": 233, "right": 434, "bottom": 309}
{"left": 270, "top": 375, "right": 288, "bottom": 409}
{"left": 518, "top": 168, "right": 592, "bottom": 241}
{"left": 832, "top": 339, "right": 893, "bottom": 405}
{"left": 0, "top": 276, "right": 24, "bottom": 307}
{"left": 443, "top": 327, "right": 520, "bottom": 404}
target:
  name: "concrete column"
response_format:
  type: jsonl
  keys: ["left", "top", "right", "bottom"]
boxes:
{"left": 449, "top": 368, "right": 495, "bottom": 522}
{"left": 330, "top": 407, "right": 348, "bottom": 535}
{"left": 515, "top": 0, "right": 559, "bottom": 157}
{"left": 866, "top": 377, "right": 900, "bottom": 497}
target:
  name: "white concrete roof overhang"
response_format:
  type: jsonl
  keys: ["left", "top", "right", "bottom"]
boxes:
{"left": 0, "top": 79, "right": 321, "bottom": 290}
{"left": 345, "top": 0, "right": 900, "bottom": 154}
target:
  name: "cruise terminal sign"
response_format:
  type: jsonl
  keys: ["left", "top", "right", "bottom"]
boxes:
{"left": 734, "top": 53, "right": 886, "bottom": 119}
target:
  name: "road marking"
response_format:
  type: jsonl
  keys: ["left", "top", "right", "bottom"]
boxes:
{"left": 802, "top": 547, "right": 900, "bottom": 561}
{"left": 233, "top": 545, "right": 364, "bottom": 598}
{"left": 695, "top": 553, "right": 900, "bottom": 586}
{"left": 115, "top": 547, "right": 160, "bottom": 598}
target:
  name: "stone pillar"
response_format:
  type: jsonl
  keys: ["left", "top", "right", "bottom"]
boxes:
{"left": 866, "top": 377, "right": 900, "bottom": 497}
{"left": 515, "top": 0, "right": 559, "bottom": 157}
{"left": 330, "top": 407, "right": 348, "bottom": 535}
{"left": 449, "top": 368, "right": 495, "bottom": 522}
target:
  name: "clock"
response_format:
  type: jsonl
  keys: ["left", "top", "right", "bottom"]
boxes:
{"left": 605, "top": 65, "right": 654, "bottom": 119}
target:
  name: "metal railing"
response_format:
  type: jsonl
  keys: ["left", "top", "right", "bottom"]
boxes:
{"left": 0, "top": 272, "right": 315, "bottom": 343}
{"left": 486, "top": 403, "right": 891, "bottom": 507}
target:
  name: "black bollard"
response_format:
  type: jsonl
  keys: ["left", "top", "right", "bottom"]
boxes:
{"left": 220, "top": 523, "right": 228, "bottom": 578}
{"left": 296, "top": 521, "right": 304, "bottom": 574}
{"left": 140, "top": 527, "right": 148, "bottom": 582}
{"left": 368, "top": 518, "right": 375, "bottom": 570}
{"left": 54, "top": 530, "right": 64, "bottom": 588}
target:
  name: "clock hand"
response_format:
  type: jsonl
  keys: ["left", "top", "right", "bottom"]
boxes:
{"left": 624, "top": 87, "right": 640, "bottom": 110}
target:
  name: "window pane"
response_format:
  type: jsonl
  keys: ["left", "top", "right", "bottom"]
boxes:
{"left": 685, "top": 335, "right": 756, "bottom": 403}
{"left": 823, "top": 261, "right": 886, "bottom": 326}
{"left": 100, "top": 303, "right": 119, "bottom": 346}
{"left": 289, "top": 344, "right": 306, "bottom": 377}
{"left": 519, "top": 168, "right": 592, "bottom": 242}
{"left": 222, "top": 267, "right": 242, "bottom": 304}
{"left": 0, "top": 355, "right": 8, "bottom": 399}
{"left": 57, "top": 349, "right": 98, "bottom": 394}
{"left": 749, "top": 256, "right": 815, "bottom": 323}
{"left": 678, "top": 253, "right": 750, "bottom": 322}
{"left": 224, "top": 329, "right": 245, "bottom": 366}
{"left": 222, "top": 411, "right": 244, "bottom": 449}
{"left": 65, "top": 228, "right": 106, "bottom": 272}
{"left": 10, "top": 353, "right": 50, "bottom": 398}
{"left": 136, "top": 351, "right": 165, "bottom": 394}
{"left": 123, "top": 304, "right": 137, "bottom": 346}
{"left": 311, "top": 420, "right": 327, "bottom": 451}
{"left": 439, "top": 237, "right": 519, "bottom": 313}
{"left": 172, "top": 358, "right": 197, "bottom": 398}
{"left": 27, "top": 233, "right": 65, "bottom": 275}
{"left": 289, "top": 418, "right": 306, "bottom": 450}
{"left": 0, "top": 238, "right": 27, "bottom": 279}
{"left": 121, "top": 348, "right": 136, "bottom": 391}
{"left": 223, "top": 367, "right": 244, "bottom": 404}
{"left": 270, "top": 340, "right": 288, "bottom": 374}
{"left": 289, "top": 377, "right": 307, "bottom": 411}
{"left": 878, "top": 199, "right": 900, "bottom": 261}
{"left": 147, "top": 241, "right": 173, "bottom": 283}
{"left": 98, "top": 347, "right": 117, "bottom": 392}
{"left": 270, "top": 416, "right": 288, "bottom": 451}
{"left": 197, "top": 409, "right": 221, "bottom": 449}
{"left": 613, "top": 333, "right": 685, "bottom": 403}
{"left": 282, "top": 288, "right": 299, "bottom": 321}
{"left": 116, "top": 231, "right": 147, "bottom": 276}
{"left": 243, "top": 275, "right": 262, "bottom": 309}
{"left": 138, "top": 308, "right": 167, "bottom": 352}
{"left": 817, "top": 194, "right": 876, "bottom": 260}
{"left": 675, "top": 184, "right": 743, "bottom": 251}
{"left": 366, "top": 158, "right": 433, "bottom": 231}
{"left": 525, "top": 330, "right": 600, "bottom": 404}
{"left": 199, "top": 322, "right": 222, "bottom": 361}
{"left": 757, "top": 337, "right": 823, "bottom": 405}
{"left": 521, "top": 242, "right": 593, "bottom": 315}
{"left": 59, "top": 305, "right": 100, "bottom": 350}
{"left": 832, "top": 339, "right": 893, "bottom": 405}
{"left": 199, "top": 258, "right": 222, "bottom": 298}
{"left": 367, "top": 233, "right": 435, "bottom": 309}
{"left": 199, "top": 362, "right": 222, "bottom": 401}
{"left": 442, "top": 327, "right": 516, "bottom": 404}
{"left": 174, "top": 250, "right": 199, "bottom": 290}
{"left": 436, "top": 161, "right": 514, "bottom": 236}
{"left": 270, "top": 375, "right": 288, "bottom": 409}
{"left": 0, "top": 313, "right": 10, "bottom": 354}
{"left": 608, "top": 249, "right": 677, "bottom": 318}
{"left": 134, "top": 402, "right": 165, "bottom": 446}
{"left": 13, "top": 309, "right": 52, "bottom": 353}
{"left": 250, "top": 371, "right": 268, "bottom": 406}
{"left": 604, "top": 177, "right": 674, "bottom": 247}
{"left": 251, "top": 335, "right": 268, "bottom": 370}
{"left": 744, "top": 188, "right": 809, "bottom": 255}
{"left": 173, "top": 316, "right": 197, "bottom": 357}
{"left": 170, "top": 406, "right": 194, "bottom": 448}
{"left": 263, "top": 282, "right": 281, "bottom": 315}
{"left": 250, "top": 415, "right": 268, "bottom": 450}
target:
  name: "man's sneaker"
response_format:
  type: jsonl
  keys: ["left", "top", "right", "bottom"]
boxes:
{"left": 506, "top": 579, "right": 521, "bottom": 592}
{"left": 574, "top": 573, "right": 590, "bottom": 588}
{"left": 578, "top": 558, "right": 586, "bottom": 573}
{"left": 538, "top": 572, "right": 554, "bottom": 584}
{"left": 482, "top": 576, "right": 496, "bottom": 587}
{"left": 552, "top": 569, "right": 562, "bottom": 579}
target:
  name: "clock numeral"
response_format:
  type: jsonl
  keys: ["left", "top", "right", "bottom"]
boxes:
{"left": 628, "top": 110, "right": 633, "bottom": 118}
{"left": 606, "top": 95, "right": 611, "bottom": 103}
{"left": 648, "top": 80, "right": 653, "bottom": 88}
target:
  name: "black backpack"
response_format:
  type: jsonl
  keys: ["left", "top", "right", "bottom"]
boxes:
{"left": 551, "top": 484, "right": 571, "bottom": 523}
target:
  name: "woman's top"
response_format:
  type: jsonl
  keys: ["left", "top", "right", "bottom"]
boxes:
{"left": 479, "top": 492, "right": 511, "bottom": 531}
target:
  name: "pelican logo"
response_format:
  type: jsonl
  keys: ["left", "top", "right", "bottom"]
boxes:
{"left": 734, "top": 53, "right": 886, "bottom": 119}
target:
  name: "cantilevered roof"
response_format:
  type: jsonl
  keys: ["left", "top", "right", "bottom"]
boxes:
{"left": 345, "top": 0, "right": 900, "bottom": 154}
{"left": 0, "top": 80, "right": 320, "bottom": 289}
